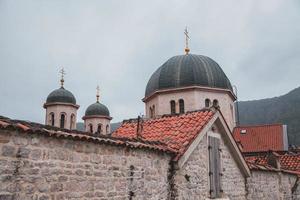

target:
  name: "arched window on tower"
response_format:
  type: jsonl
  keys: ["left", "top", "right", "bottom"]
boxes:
{"left": 106, "top": 125, "right": 109, "bottom": 134}
{"left": 89, "top": 124, "right": 93, "bottom": 133}
{"left": 97, "top": 124, "right": 102, "bottom": 134}
{"left": 70, "top": 114, "right": 75, "bottom": 130}
{"left": 50, "top": 113, "right": 55, "bottom": 126}
{"left": 213, "top": 99, "right": 219, "bottom": 108}
{"left": 179, "top": 99, "right": 185, "bottom": 114}
{"left": 150, "top": 107, "right": 153, "bottom": 118}
{"left": 152, "top": 105, "right": 155, "bottom": 117}
{"left": 170, "top": 100, "right": 176, "bottom": 114}
{"left": 205, "top": 99, "right": 211, "bottom": 108}
{"left": 60, "top": 113, "right": 66, "bottom": 129}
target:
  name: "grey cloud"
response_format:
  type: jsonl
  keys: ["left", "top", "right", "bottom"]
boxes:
{"left": 0, "top": 0, "right": 299, "bottom": 123}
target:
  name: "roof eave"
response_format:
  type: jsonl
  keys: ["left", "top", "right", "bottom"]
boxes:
{"left": 82, "top": 115, "right": 112, "bottom": 120}
{"left": 43, "top": 102, "right": 80, "bottom": 109}
{"left": 142, "top": 86, "right": 237, "bottom": 102}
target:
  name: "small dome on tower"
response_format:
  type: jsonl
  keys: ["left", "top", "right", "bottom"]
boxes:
{"left": 46, "top": 87, "right": 76, "bottom": 104}
{"left": 145, "top": 54, "right": 233, "bottom": 97}
{"left": 85, "top": 102, "right": 110, "bottom": 117}
{"left": 82, "top": 86, "right": 112, "bottom": 134}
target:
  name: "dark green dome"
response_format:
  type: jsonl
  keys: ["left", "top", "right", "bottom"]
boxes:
{"left": 145, "top": 54, "right": 233, "bottom": 97}
{"left": 46, "top": 87, "right": 76, "bottom": 104}
{"left": 85, "top": 102, "right": 110, "bottom": 117}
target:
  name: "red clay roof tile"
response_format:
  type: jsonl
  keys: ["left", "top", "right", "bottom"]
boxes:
{"left": 233, "top": 124, "right": 285, "bottom": 152}
{"left": 0, "top": 119, "right": 175, "bottom": 154}
{"left": 112, "top": 110, "right": 215, "bottom": 160}
{"left": 245, "top": 152, "right": 300, "bottom": 174}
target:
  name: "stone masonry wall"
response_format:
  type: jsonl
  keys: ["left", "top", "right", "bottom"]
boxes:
{"left": 174, "top": 130, "right": 247, "bottom": 200}
{"left": 0, "top": 130, "right": 171, "bottom": 200}
{"left": 247, "top": 170, "right": 299, "bottom": 200}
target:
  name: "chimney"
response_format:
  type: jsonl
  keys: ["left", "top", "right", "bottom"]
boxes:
{"left": 267, "top": 151, "right": 281, "bottom": 169}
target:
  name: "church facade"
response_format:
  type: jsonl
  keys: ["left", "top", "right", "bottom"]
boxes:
{"left": 0, "top": 39, "right": 300, "bottom": 199}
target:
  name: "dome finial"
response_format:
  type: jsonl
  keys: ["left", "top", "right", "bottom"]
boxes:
{"left": 59, "top": 67, "right": 66, "bottom": 87}
{"left": 184, "top": 27, "right": 190, "bottom": 54}
{"left": 96, "top": 85, "right": 100, "bottom": 102}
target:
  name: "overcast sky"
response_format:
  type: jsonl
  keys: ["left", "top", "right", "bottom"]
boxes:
{"left": 0, "top": 0, "right": 300, "bottom": 123}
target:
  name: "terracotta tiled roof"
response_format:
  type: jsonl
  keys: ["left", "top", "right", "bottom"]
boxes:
{"left": 233, "top": 124, "right": 285, "bottom": 152}
{"left": 244, "top": 151, "right": 300, "bottom": 175}
{"left": 0, "top": 117, "right": 175, "bottom": 154}
{"left": 112, "top": 109, "right": 215, "bottom": 160}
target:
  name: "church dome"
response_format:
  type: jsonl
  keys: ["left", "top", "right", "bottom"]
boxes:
{"left": 145, "top": 54, "right": 233, "bottom": 97}
{"left": 85, "top": 102, "right": 110, "bottom": 117}
{"left": 46, "top": 87, "right": 76, "bottom": 104}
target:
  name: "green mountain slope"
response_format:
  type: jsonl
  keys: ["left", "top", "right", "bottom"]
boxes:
{"left": 237, "top": 86, "right": 300, "bottom": 146}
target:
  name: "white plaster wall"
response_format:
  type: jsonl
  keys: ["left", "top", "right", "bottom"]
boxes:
{"left": 45, "top": 105, "right": 78, "bottom": 130}
{"left": 194, "top": 90, "right": 235, "bottom": 131}
{"left": 84, "top": 118, "right": 111, "bottom": 135}
{"left": 145, "top": 89, "right": 235, "bottom": 130}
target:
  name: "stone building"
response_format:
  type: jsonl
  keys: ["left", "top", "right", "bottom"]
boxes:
{"left": 43, "top": 69, "right": 79, "bottom": 130}
{"left": 143, "top": 53, "right": 236, "bottom": 131}
{"left": 1, "top": 108, "right": 299, "bottom": 199}
{"left": 1, "top": 32, "right": 300, "bottom": 199}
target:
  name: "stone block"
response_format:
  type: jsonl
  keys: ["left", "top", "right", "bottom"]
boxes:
{"left": 50, "top": 183, "right": 63, "bottom": 192}
{"left": 38, "top": 195, "right": 49, "bottom": 200}
{"left": 16, "top": 147, "right": 30, "bottom": 158}
{"left": 13, "top": 136, "right": 28, "bottom": 146}
{"left": 1, "top": 146, "right": 16, "bottom": 157}
{"left": 30, "top": 149, "right": 42, "bottom": 160}
{"left": 0, "top": 134, "right": 10, "bottom": 144}
{"left": 0, "top": 194, "right": 14, "bottom": 200}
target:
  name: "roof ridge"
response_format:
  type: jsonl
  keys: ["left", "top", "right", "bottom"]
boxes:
{"left": 122, "top": 108, "right": 214, "bottom": 124}
{"left": 235, "top": 123, "right": 284, "bottom": 128}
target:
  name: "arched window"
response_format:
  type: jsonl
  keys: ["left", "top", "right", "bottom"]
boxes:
{"left": 70, "top": 114, "right": 75, "bottom": 130}
{"left": 60, "top": 113, "right": 66, "bottom": 129}
{"left": 106, "top": 125, "right": 109, "bottom": 134}
{"left": 170, "top": 100, "right": 176, "bottom": 114}
{"left": 97, "top": 124, "right": 102, "bottom": 134}
{"left": 150, "top": 107, "right": 153, "bottom": 118}
{"left": 50, "top": 113, "right": 55, "bottom": 126}
{"left": 89, "top": 124, "right": 93, "bottom": 133}
{"left": 179, "top": 99, "right": 185, "bottom": 114}
{"left": 152, "top": 105, "right": 155, "bottom": 117}
{"left": 213, "top": 99, "right": 219, "bottom": 108}
{"left": 205, "top": 99, "right": 211, "bottom": 108}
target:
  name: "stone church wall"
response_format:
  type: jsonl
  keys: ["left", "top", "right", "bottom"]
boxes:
{"left": 0, "top": 130, "right": 171, "bottom": 200}
{"left": 246, "top": 170, "right": 299, "bottom": 200}
{"left": 1, "top": 127, "right": 299, "bottom": 200}
{"left": 174, "top": 132, "right": 247, "bottom": 200}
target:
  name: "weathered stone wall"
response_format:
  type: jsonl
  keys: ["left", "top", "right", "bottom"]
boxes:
{"left": 0, "top": 130, "right": 171, "bottom": 200}
{"left": 247, "top": 170, "right": 299, "bottom": 200}
{"left": 1, "top": 125, "right": 299, "bottom": 200}
{"left": 293, "top": 180, "right": 300, "bottom": 200}
{"left": 174, "top": 131, "right": 247, "bottom": 200}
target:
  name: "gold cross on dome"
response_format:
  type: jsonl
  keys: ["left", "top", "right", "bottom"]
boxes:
{"left": 59, "top": 68, "right": 66, "bottom": 87}
{"left": 96, "top": 85, "right": 100, "bottom": 102}
{"left": 184, "top": 27, "right": 190, "bottom": 54}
